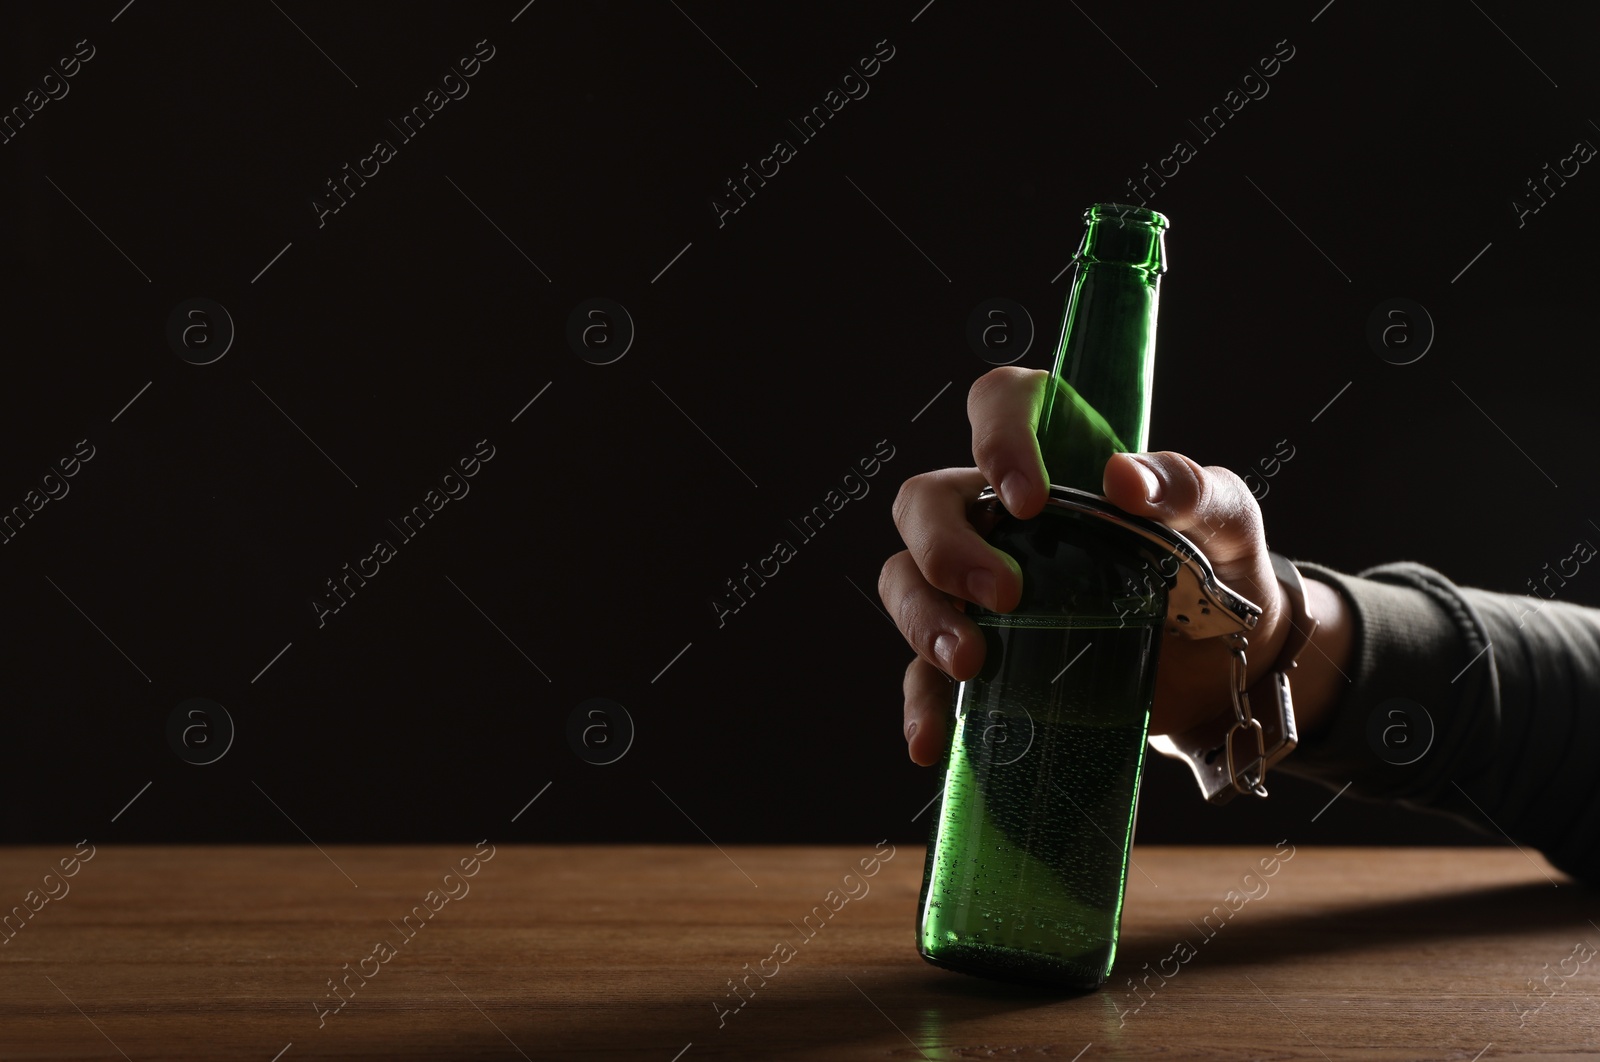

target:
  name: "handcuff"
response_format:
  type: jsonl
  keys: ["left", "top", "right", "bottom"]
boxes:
{"left": 998, "top": 485, "right": 1318, "bottom": 805}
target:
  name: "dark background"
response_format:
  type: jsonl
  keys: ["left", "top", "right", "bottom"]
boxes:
{"left": 1, "top": 1, "right": 1595, "bottom": 850}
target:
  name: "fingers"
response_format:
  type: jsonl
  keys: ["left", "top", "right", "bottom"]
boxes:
{"left": 967, "top": 367, "right": 1051, "bottom": 519}
{"left": 891, "top": 468, "right": 1022, "bottom": 613}
{"left": 902, "top": 656, "right": 952, "bottom": 766}
{"left": 1102, "top": 451, "right": 1265, "bottom": 567}
{"left": 878, "top": 550, "right": 985, "bottom": 681}
{"left": 1102, "top": 450, "right": 1288, "bottom": 666}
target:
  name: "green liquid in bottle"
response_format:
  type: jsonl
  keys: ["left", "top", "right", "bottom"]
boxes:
{"left": 919, "top": 618, "right": 1158, "bottom": 983}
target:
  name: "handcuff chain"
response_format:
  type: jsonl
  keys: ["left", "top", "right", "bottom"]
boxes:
{"left": 1223, "top": 632, "right": 1269, "bottom": 798}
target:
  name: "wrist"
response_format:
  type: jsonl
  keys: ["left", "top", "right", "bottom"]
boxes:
{"left": 1153, "top": 560, "right": 1355, "bottom": 803}
{"left": 1280, "top": 576, "right": 1354, "bottom": 741}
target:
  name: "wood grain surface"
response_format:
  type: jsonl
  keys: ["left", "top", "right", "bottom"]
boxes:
{"left": 1, "top": 844, "right": 1595, "bottom": 1060}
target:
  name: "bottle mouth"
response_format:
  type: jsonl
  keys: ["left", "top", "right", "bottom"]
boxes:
{"left": 1077, "top": 203, "right": 1169, "bottom": 273}
{"left": 1086, "top": 203, "right": 1170, "bottom": 230}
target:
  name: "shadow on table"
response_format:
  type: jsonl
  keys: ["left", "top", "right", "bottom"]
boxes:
{"left": 385, "top": 885, "right": 1600, "bottom": 1059}
{"left": 420, "top": 962, "right": 1119, "bottom": 1061}
{"left": 1117, "top": 877, "right": 1600, "bottom": 972}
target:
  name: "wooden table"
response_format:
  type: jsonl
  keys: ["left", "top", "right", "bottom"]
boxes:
{"left": 1, "top": 844, "right": 1595, "bottom": 1060}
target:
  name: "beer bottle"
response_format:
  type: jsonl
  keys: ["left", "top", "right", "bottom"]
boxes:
{"left": 916, "top": 203, "right": 1171, "bottom": 988}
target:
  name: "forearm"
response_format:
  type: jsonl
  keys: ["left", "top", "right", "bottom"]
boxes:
{"left": 1271, "top": 558, "right": 1498, "bottom": 806}
{"left": 1268, "top": 557, "right": 1600, "bottom": 883}
{"left": 1450, "top": 585, "right": 1600, "bottom": 880}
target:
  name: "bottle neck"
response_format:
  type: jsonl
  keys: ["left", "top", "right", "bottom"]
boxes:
{"left": 1035, "top": 259, "right": 1162, "bottom": 495}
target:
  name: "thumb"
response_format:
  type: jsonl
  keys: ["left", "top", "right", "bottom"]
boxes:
{"left": 1103, "top": 450, "right": 1292, "bottom": 710}
{"left": 1102, "top": 451, "right": 1266, "bottom": 569}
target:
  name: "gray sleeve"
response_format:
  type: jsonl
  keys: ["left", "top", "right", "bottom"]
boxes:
{"left": 1273, "top": 558, "right": 1600, "bottom": 884}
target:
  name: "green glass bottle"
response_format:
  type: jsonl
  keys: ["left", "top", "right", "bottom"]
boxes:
{"left": 916, "top": 203, "right": 1171, "bottom": 989}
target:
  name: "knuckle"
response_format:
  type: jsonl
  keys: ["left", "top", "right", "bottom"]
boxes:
{"left": 969, "top": 421, "right": 1010, "bottom": 467}
{"left": 965, "top": 367, "right": 1006, "bottom": 410}
{"left": 1153, "top": 451, "right": 1204, "bottom": 509}
{"left": 903, "top": 655, "right": 922, "bottom": 692}
{"left": 897, "top": 592, "right": 943, "bottom": 654}
{"left": 878, "top": 552, "right": 906, "bottom": 603}
{"left": 890, "top": 475, "right": 922, "bottom": 531}
{"left": 892, "top": 480, "right": 947, "bottom": 561}
{"left": 1208, "top": 464, "right": 1261, "bottom": 517}
{"left": 918, "top": 542, "right": 969, "bottom": 597}
{"left": 1202, "top": 463, "right": 1265, "bottom": 540}
{"left": 1207, "top": 462, "right": 1250, "bottom": 497}
{"left": 967, "top": 365, "right": 1042, "bottom": 411}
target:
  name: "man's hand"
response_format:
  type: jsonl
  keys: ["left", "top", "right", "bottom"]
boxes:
{"left": 878, "top": 366, "right": 1292, "bottom": 766}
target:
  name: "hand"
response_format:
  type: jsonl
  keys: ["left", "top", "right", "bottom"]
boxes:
{"left": 879, "top": 366, "right": 1292, "bottom": 766}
